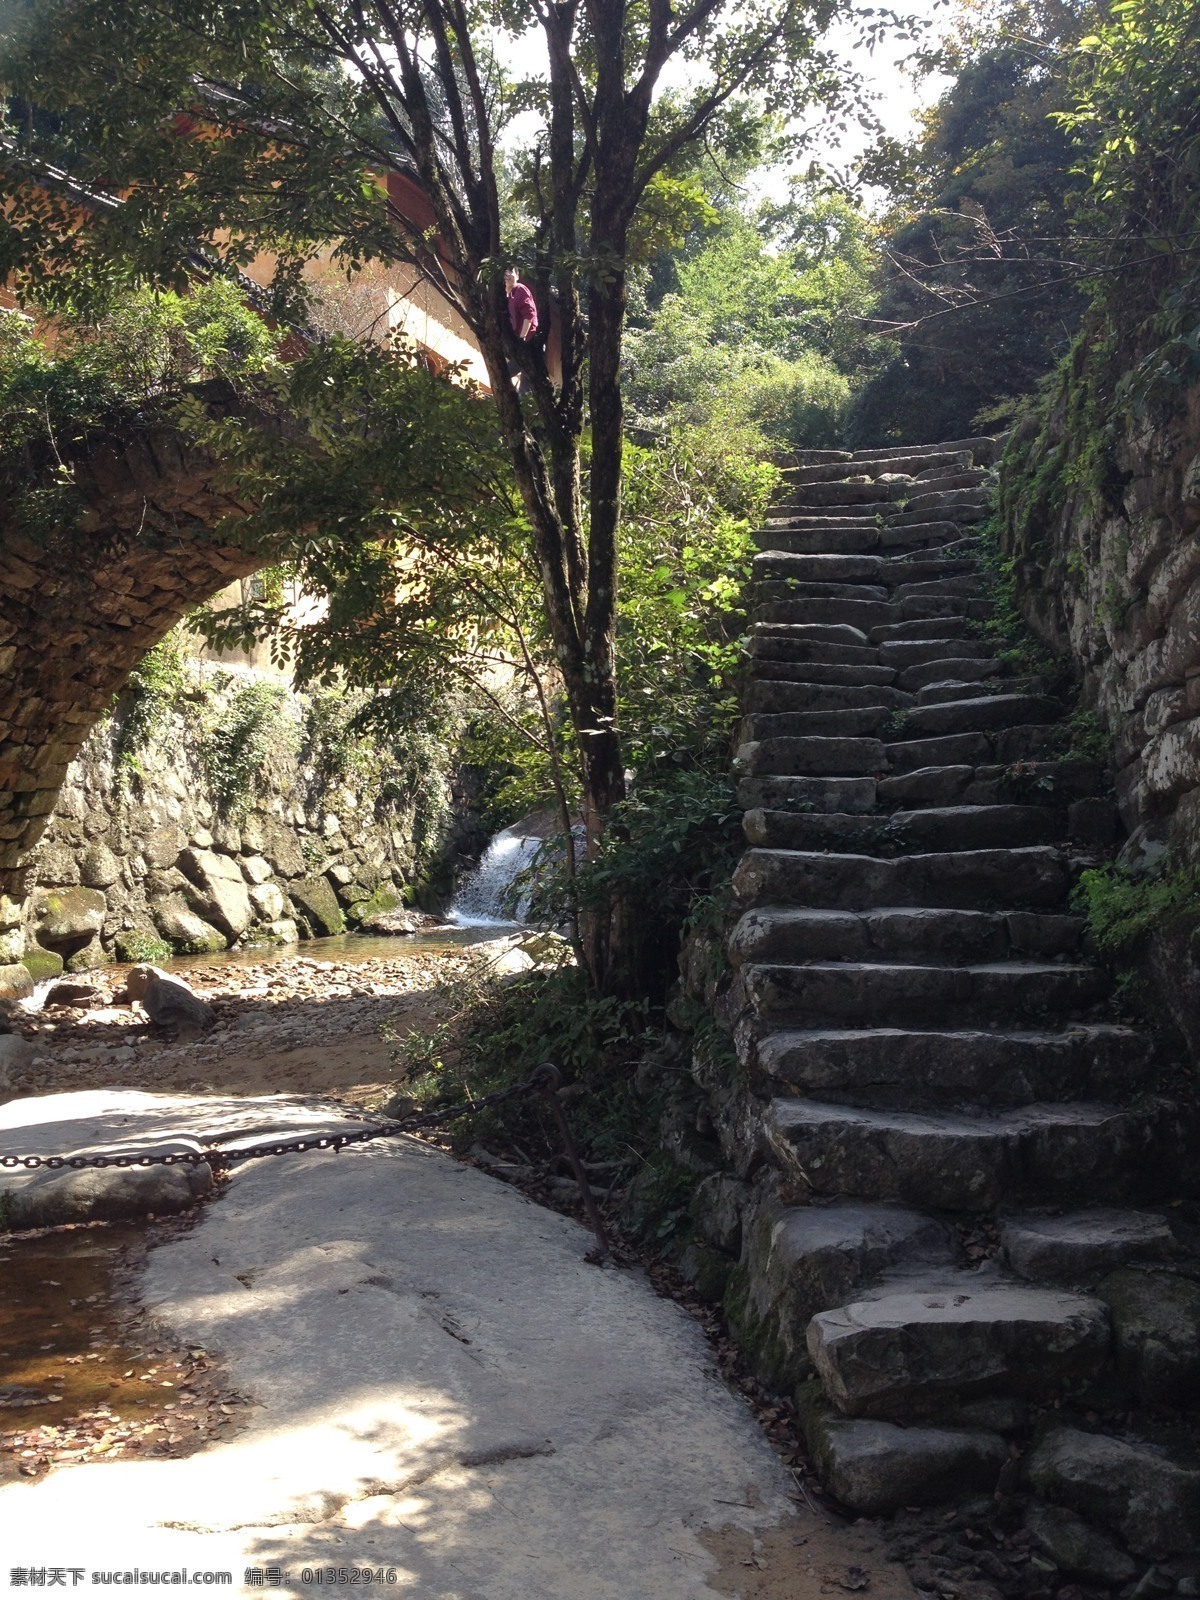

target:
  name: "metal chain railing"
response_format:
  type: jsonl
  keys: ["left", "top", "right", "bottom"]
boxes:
{"left": 0, "top": 1062, "right": 611, "bottom": 1260}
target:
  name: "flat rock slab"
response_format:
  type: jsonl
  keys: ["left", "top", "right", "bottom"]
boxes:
{"left": 0, "top": 1111, "right": 917, "bottom": 1597}
{"left": 0, "top": 1090, "right": 386, "bottom": 1227}
{"left": 1001, "top": 1208, "right": 1179, "bottom": 1284}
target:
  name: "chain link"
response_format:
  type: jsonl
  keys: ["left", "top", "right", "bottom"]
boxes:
{"left": 0, "top": 1064, "right": 561, "bottom": 1172}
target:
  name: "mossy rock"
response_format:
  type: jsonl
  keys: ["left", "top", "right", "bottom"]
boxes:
{"left": 345, "top": 885, "right": 399, "bottom": 927}
{"left": 20, "top": 948, "right": 64, "bottom": 983}
{"left": 289, "top": 874, "right": 345, "bottom": 936}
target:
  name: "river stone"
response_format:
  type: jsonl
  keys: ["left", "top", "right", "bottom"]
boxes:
{"left": 1098, "top": 1268, "right": 1200, "bottom": 1406}
{"left": 20, "top": 948, "right": 63, "bottom": 982}
{"left": 80, "top": 843, "right": 121, "bottom": 889}
{"left": 31, "top": 886, "right": 107, "bottom": 952}
{"left": 123, "top": 966, "right": 214, "bottom": 1034}
{"left": 360, "top": 907, "right": 425, "bottom": 935}
{"left": 798, "top": 1388, "right": 1006, "bottom": 1515}
{"left": 1024, "top": 1502, "right": 1137, "bottom": 1585}
{"left": 1025, "top": 1426, "right": 1200, "bottom": 1556}
{"left": 0, "top": 963, "right": 34, "bottom": 1001}
{"left": 289, "top": 875, "right": 345, "bottom": 936}
{"left": 151, "top": 894, "right": 226, "bottom": 955}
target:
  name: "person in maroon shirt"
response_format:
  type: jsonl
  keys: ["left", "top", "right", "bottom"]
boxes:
{"left": 505, "top": 266, "right": 539, "bottom": 343}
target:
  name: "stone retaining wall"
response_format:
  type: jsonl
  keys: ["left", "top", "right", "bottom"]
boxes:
{"left": 4, "top": 668, "right": 466, "bottom": 989}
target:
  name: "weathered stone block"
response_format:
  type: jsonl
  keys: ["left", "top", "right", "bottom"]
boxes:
{"left": 289, "top": 874, "right": 345, "bottom": 936}
{"left": 152, "top": 894, "right": 226, "bottom": 955}
{"left": 0, "top": 962, "right": 33, "bottom": 1000}
{"left": 80, "top": 842, "right": 121, "bottom": 888}
{"left": 178, "top": 847, "right": 253, "bottom": 939}
{"left": 1098, "top": 1268, "right": 1200, "bottom": 1407}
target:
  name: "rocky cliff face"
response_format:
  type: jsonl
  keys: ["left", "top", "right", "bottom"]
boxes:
{"left": 2, "top": 667, "right": 469, "bottom": 986}
{"left": 998, "top": 365, "right": 1200, "bottom": 855}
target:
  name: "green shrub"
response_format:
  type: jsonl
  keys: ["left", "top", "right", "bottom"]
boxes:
{"left": 113, "top": 930, "right": 174, "bottom": 965}
{"left": 1073, "top": 858, "right": 1200, "bottom": 956}
{"left": 200, "top": 677, "right": 293, "bottom": 818}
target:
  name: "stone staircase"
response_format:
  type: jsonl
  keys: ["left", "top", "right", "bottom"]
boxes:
{"left": 691, "top": 437, "right": 1200, "bottom": 1569}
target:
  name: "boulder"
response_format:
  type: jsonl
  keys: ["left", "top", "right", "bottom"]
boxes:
{"left": 80, "top": 843, "right": 121, "bottom": 889}
{"left": 0, "top": 1033, "right": 36, "bottom": 1086}
{"left": 1023, "top": 1502, "right": 1137, "bottom": 1586}
{"left": 151, "top": 894, "right": 226, "bottom": 955}
{"left": 1025, "top": 1425, "right": 1200, "bottom": 1556}
{"left": 178, "top": 847, "right": 254, "bottom": 939}
{"left": 123, "top": 966, "right": 214, "bottom": 1033}
{"left": 289, "top": 874, "right": 345, "bottom": 936}
{"left": 45, "top": 982, "right": 102, "bottom": 1009}
{"left": 32, "top": 886, "right": 107, "bottom": 954}
{"left": 20, "top": 948, "right": 63, "bottom": 983}
{"left": 0, "top": 963, "right": 33, "bottom": 1001}
{"left": 32, "top": 841, "right": 81, "bottom": 886}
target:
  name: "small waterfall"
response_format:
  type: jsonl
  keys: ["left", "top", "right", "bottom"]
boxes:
{"left": 449, "top": 828, "right": 542, "bottom": 927}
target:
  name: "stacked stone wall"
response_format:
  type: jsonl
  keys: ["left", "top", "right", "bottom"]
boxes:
{"left": 7, "top": 668, "right": 464, "bottom": 986}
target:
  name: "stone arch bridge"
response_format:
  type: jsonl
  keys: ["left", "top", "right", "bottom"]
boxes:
{"left": 0, "top": 400, "right": 271, "bottom": 973}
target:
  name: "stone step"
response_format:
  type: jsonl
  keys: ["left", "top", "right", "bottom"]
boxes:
{"left": 912, "top": 463, "right": 988, "bottom": 485}
{"left": 876, "top": 758, "right": 1106, "bottom": 809}
{"left": 849, "top": 435, "right": 1003, "bottom": 468}
{"left": 762, "top": 1096, "right": 1192, "bottom": 1211}
{"left": 807, "top": 1281, "right": 1110, "bottom": 1419}
{"left": 748, "top": 659, "right": 898, "bottom": 687}
{"left": 900, "top": 657, "right": 1001, "bottom": 691}
{"left": 889, "top": 503, "right": 991, "bottom": 528}
{"left": 800, "top": 1407, "right": 1008, "bottom": 1517}
{"left": 740, "top": 709, "right": 890, "bottom": 742}
{"left": 754, "top": 596, "right": 898, "bottom": 630}
{"left": 733, "top": 846, "right": 1070, "bottom": 911}
{"left": 999, "top": 1208, "right": 1181, "bottom": 1285}
{"left": 748, "top": 636, "right": 879, "bottom": 668}
{"left": 895, "top": 471, "right": 990, "bottom": 498}
{"left": 735, "top": 736, "right": 885, "bottom": 778}
{"left": 885, "top": 725, "right": 1061, "bottom": 771}
{"left": 746, "top": 1024, "right": 1155, "bottom": 1110}
{"left": 754, "top": 523, "right": 967, "bottom": 557}
{"left": 738, "top": 959, "right": 1108, "bottom": 1029}
{"left": 870, "top": 616, "right": 975, "bottom": 643}
{"left": 736, "top": 775, "right": 878, "bottom": 816}
{"left": 780, "top": 481, "right": 898, "bottom": 508}
{"left": 743, "top": 803, "right": 1065, "bottom": 854}
{"left": 729, "top": 1199, "right": 953, "bottom": 1389}
{"left": 742, "top": 679, "right": 912, "bottom": 716}
{"left": 753, "top": 579, "right": 888, "bottom": 605}
{"left": 903, "top": 486, "right": 992, "bottom": 515}
{"left": 730, "top": 905, "right": 1084, "bottom": 968}
{"left": 900, "top": 693, "right": 1064, "bottom": 739}
{"left": 754, "top": 553, "right": 979, "bottom": 588}
{"left": 878, "top": 637, "right": 996, "bottom": 667}
{"left": 752, "top": 621, "right": 871, "bottom": 647}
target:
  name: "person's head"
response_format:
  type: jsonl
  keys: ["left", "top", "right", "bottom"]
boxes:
{"left": 504, "top": 266, "right": 519, "bottom": 292}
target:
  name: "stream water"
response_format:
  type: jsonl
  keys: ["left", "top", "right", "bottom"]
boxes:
{"left": 1, "top": 825, "right": 545, "bottom": 1438}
